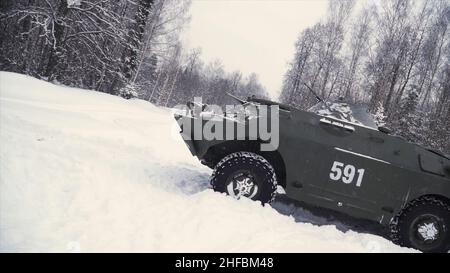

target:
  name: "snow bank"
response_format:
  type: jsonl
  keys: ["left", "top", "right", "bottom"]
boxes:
{"left": 0, "top": 72, "right": 414, "bottom": 252}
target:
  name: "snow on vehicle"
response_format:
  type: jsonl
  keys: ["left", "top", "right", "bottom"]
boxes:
{"left": 175, "top": 94, "right": 450, "bottom": 253}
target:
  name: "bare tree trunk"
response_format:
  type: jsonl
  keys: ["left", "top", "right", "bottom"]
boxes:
{"left": 44, "top": 0, "right": 69, "bottom": 79}
{"left": 121, "top": 0, "right": 154, "bottom": 82}
{"left": 165, "top": 64, "right": 181, "bottom": 107}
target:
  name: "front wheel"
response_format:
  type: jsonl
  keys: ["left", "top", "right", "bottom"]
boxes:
{"left": 210, "top": 152, "right": 278, "bottom": 204}
{"left": 390, "top": 196, "right": 450, "bottom": 253}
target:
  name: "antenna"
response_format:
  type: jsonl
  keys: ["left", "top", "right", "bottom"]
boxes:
{"left": 303, "top": 83, "right": 323, "bottom": 103}
{"left": 303, "top": 82, "right": 332, "bottom": 112}
{"left": 226, "top": 92, "right": 247, "bottom": 105}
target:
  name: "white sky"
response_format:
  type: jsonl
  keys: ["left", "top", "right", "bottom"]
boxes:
{"left": 181, "top": 0, "right": 329, "bottom": 99}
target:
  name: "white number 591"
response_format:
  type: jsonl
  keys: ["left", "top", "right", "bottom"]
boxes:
{"left": 329, "top": 161, "right": 365, "bottom": 187}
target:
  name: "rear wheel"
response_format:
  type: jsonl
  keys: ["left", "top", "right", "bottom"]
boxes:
{"left": 390, "top": 196, "right": 450, "bottom": 253}
{"left": 210, "top": 152, "right": 277, "bottom": 204}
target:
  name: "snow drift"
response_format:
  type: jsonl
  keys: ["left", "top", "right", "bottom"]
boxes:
{"left": 0, "top": 72, "right": 414, "bottom": 252}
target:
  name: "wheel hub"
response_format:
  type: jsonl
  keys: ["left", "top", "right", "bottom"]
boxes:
{"left": 410, "top": 214, "right": 443, "bottom": 247}
{"left": 417, "top": 222, "right": 439, "bottom": 241}
{"left": 226, "top": 171, "right": 258, "bottom": 199}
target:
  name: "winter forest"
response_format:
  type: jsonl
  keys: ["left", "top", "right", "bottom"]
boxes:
{"left": 281, "top": 0, "right": 450, "bottom": 154}
{"left": 0, "top": 0, "right": 268, "bottom": 107}
{"left": 0, "top": 0, "right": 449, "bottom": 153}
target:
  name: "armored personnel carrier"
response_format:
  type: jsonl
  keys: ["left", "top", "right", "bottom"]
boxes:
{"left": 175, "top": 95, "right": 450, "bottom": 253}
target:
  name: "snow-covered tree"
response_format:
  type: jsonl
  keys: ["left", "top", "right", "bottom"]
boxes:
{"left": 280, "top": 0, "right": 450, "bottom": 153}
{"left": 373, "top": 102, "right": 387, "bottom": 127}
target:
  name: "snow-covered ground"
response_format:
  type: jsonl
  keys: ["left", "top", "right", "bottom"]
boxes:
{"left": 0, "top": 72, "right": 415, "bottom": 252}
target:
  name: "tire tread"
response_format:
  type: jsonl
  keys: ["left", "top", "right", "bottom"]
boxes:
{"left": 390, "top": 195, "right": 450, "bottom": 252}
{"left": 211, "top": 151, "right": 278, "bottom": 203}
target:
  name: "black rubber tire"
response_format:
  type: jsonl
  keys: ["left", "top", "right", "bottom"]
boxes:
{"left": 211, "top": 152, "right": 278, "bottom": 204}
{"left": 390, "top": 196, "right": 450, "bottom": 253}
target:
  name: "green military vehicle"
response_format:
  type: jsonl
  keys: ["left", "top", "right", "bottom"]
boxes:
{"left": 175, "top": 95, "right": 450, "bottom": 253}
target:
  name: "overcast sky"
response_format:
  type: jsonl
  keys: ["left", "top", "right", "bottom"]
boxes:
{"left": 181, "top": 0, "right": 329, "bottom": 99}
